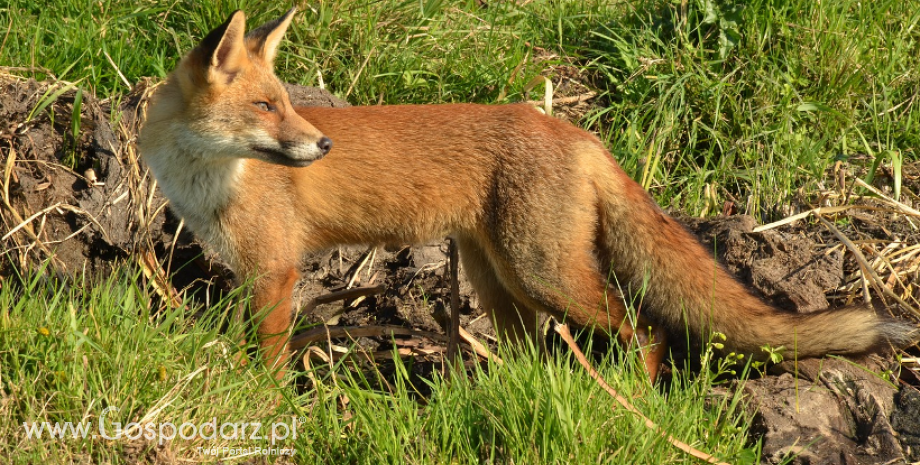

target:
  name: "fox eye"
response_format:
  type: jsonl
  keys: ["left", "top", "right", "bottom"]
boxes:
{"left": 254, "top": 101, "right": 276, "bottom": 112}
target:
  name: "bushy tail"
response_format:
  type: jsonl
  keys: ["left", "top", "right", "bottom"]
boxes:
{"left": 589, "top": 151, "right": 916, "bottom": 360}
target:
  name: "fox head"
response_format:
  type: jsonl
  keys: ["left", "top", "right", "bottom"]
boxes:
{"left": 144, "top": 8, "right": 331, "bottom": 167}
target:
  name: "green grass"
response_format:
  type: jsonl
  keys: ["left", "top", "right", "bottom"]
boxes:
{"left": 1, "top": 266, "right": 758, "bottom": 464}
{"left": 0, "top": 266, "right": 294, "bottom": 463}
{"left": 579, "top": 0, "right": 920, "bottom": 214}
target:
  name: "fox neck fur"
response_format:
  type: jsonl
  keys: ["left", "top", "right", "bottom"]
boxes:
{"left": 143, "top": 108, "right": 245, "bottom": 265}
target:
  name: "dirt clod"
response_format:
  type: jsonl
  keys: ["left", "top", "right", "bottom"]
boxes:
{"left": 681, "top": 214, "right": 843, "bottom": 312}
{"left": 745, "top": 358, "right": 906, "bottom": 465}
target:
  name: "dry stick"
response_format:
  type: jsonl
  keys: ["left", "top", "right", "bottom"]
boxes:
{"left": 302, "top": 343, "right": 443, "bottom": 364}
{"left": 752, "top": 205, "right": 853, "bottom": 232}
{"left": 350, "top": 270, "right": 380, "bottom": 308}
{"left": 874, "top": 242, "right": 911, "bottom": 291}
{"left": 554, "top": 323, "right": 732, "bottom": 465}
{"left": 816, "top": 216, "right": 920, "bottom": 317}
{"left": 344, "top": 48, "right": 374, "bottom": 100}
{"left": 346, "top": 246, "right": 376, "bottom": 289}
{"left": 447, "top": 238, "right": 462, "bottom": 365}
{"left": 289, "top": 325, "right": 448, "bottom": 352}
{"left": 458, "top": 326, "right": 503, "bottom": 365}
{"left": 164, "top": 217, "right": 184, "bottom": 282}
{"left": 0, "top": 15, "right": 13, "bottom": 58}
{"left": 8, "top": 199, "right": 116, "bottom": 247}
{"left": 293, "top": 261, "right": 504, "bottom": 364}
{"left": 1, "top": 148, "right": 56, "bottom": 260}
{"left": 293, "top": 284, "right": 504, "bottom": 364}
{"left": 525, "top": 91, "right": 597, "bottom": 107}
{"left": 289, "top": 323, "right": 504, "bottom": 366}
{"left": 2, "top": 202, "right": 65, "bottom": 240}
{"left": 852, "top": 177, "right": 920, "bottom": 219}
{"left": 138, "top": 249, "right": 182, "bottom": 308}
{"left": 103, "top": 50, "right": 131, "bottom": 89}
{"left": 301, "top": 285, "right": 386, "bottom": 314}
{"left": 60, "top": 203, "right": 114, "bottom": 245}
{"left": 41, "top": 223, "right": 91, "bottom": 246}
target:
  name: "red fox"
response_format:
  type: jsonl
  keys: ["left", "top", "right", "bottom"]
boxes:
{"left": 139, "top": 8, "right": 915, "bottom": 380}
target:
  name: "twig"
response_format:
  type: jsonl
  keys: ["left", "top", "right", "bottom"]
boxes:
{"left": 289, "top": 324, "right": 449, "bottom": 352}
{"left": 344, "top": 49, "right": 374, "bottom": 100}
{"left": 553, "top": 323, "right": 731, "bottom": 465}
{"left": 447, "top": 238, "right": 462, "bottom": 365}
{"left": 346, "top": 246, "right": 376, "bottom": 289}
{"left": 459, "top": 326, "right": 502, "bottom": 365}
{"left": 853, "top": 177, "right": 920, "bottom": 218}
{"left": 525, "top": 91, "right": 597, "bottom": 107}
{"left": 816, "top": 216, "right": 920, "bottom": 317}
{"left": 289, "top": 323, "right": 504, "bottom": 365}
{"left": 1, "top": 147, "right": 56, "bottom": 261}
{"left": 137, "top": 249, "right": 182, "bottom": 308}
{"left": 2, "top": 202, "right": 66, "bottom": 240}
{"left": 302, "top": 343, "right": 444, "bottom": 363}
{"left": 753, "top": 205, "right": 853, "bottom": 232}
{"left": 301, "top": 285, "right": 386, "bottom": 314}
{"left": 523, "top": 75, "right": 553, "bottom": 116}
{"left": 0, "top": 66, "right": 55, "bottom": 77}
{"left": 165, "top": 218, "right": 184, "bottom": 281}
{"left": 0, "top": 15, "right": 12, "bottom": 59}
{"left": 349, "top": 270, "right": 380, "bottom": 308}
{"left": 55, "top": 203, "right": 114, "bottom": 245}
{"left": 103, "top": 50, "right": 131, "bottom": 89}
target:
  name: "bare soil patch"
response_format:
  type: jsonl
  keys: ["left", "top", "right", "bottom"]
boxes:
{"left": 2, "top": 75, "right": 919, "bottom": 464}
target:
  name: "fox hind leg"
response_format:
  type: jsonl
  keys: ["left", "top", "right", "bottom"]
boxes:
{"left": 494, "top": 228, "right": 668, "bottom": 382}
{"left": 456, "top": 237, "right": 542, "bottom": 346}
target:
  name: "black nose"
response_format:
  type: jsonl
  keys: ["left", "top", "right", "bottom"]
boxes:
{"left": 317, "top": 137, "right": 333, "bottom": 155}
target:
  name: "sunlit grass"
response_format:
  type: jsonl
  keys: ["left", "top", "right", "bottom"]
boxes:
{"left": 0, "top": 265, "right": 758, "bottom": 464}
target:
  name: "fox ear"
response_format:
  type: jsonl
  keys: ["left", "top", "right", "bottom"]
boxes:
{"left": 245, "top": 7, "right": 296, "bottom": 63}
{"left": 193, "top": 10, "right": 248, "bottom": 85}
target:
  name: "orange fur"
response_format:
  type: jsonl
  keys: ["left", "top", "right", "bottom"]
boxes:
{"left": 139, "top": 9, "right": 915, "bottom": 380}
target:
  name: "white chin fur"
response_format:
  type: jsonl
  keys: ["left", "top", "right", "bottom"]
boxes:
{"left": 284, "top": 141, "right": 325, "bottom": 161}
{"left": 141, "top": 122, "right": 245, "bottom": 265}
{"left": 203, "top": 127, "right": 322, "bottom": 163}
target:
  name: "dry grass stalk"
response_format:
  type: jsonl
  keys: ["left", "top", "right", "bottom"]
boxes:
{"left": 752, "top": 166, "right": 919, "bottom": 322}
{"left": 553, "top": 323, "right": 732, "bottom": 465}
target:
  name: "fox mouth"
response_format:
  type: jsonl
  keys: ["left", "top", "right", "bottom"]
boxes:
{"left": 250, "top": 146, "right": 319, "bottom": 168}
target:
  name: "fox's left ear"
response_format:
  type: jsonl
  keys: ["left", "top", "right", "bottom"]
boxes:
{"left": 246, "top": 7, "right": 297, "bottom": 63}
{"left": 178, "top": 10, "right": 248, "bottom": 94}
